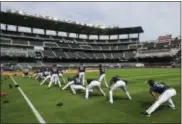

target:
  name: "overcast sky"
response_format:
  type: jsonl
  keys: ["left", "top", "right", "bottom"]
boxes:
{"left": 1, "top": 2, "right": 181, "bottom": 41}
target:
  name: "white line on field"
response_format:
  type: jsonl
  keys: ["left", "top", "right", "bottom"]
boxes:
{"left": 10, "top": 76, "right": 46, "bottom": 124}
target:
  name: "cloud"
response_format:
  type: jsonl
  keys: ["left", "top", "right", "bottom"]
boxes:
{"left": 1, "top": 2, "right": 181, "bottom": 41}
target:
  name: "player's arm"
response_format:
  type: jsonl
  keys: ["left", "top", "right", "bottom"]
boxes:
{"left": 149, "top": 89, "right": 157, "bottom": 100}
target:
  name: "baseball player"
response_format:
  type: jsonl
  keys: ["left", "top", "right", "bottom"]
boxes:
{"left": 98, "top": 64, "right": 109, "bottom": 88}
{"left": 109, "top": 75, "right": 132, "bottom": 104}
{"left": 48, "top": 65, "right": 61, "bottom": 88}
{"left": 62, "top": 74, "right": 79, "bottom": 90}
{"left": 59, "top": 68, "right": 66, "bottom": 84}
{"left": 40, "top": 68, "right": 51, "bottom": 85}
{"left": 142, "top": 80, "right": 176, "bottom": 117}
{"left": 62, "top": 75, "right": 93, "bottom": 94}
{"left": 78, "top": 63, "right": 86, "bottom": 85}
{"left": 85, "top": 79, "right": 106, "bottom": 100}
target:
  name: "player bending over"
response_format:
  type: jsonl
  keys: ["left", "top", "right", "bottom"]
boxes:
{"left": 98, "top": 64, "right": 109, "bottom": 88}
{"left": 40, "top": 68, "right": 51, "bottom": 85}
{"left": 108, "top": 75, "right": 132, "bottom": 104}
{"left": 48, "top": 65, "right": 61, "bottom": 89}
{"left": 142, "top": 80, "right": 176, "bottom": 117}
{"left": 85, "top": 79, "right": 106, "bottom": 100}
{"left": 62, "top": 75, "right": 93, "bottom": 94}
{"left": 62, "top": 74, "right": 79, "bottom": 90}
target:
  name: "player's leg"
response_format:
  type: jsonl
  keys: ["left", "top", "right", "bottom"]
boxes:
{"left": 48, "top": 75, "right": 54, "bottom": 88}
{"left": 121, "top": 86, "right": 132, "bottom": 100}
{"left": 40, "top": 75, "right": 50, "bottom": 85}
{"left": 109, "top": 83, "right": 120, "bottom": 104}
{"left": 62, "top": 81, "right": 74, "bottom": 90}
{"left": 97, "top": 84, "right": 106, "bottom": 96}
{"left": 60, "top": 74, "right": 66, "bottom": 84}
{"left": 146, "top": 89, "right": 172, "bottom": 115}
{"left": 167, "top": 98, "right": 176, "bottom": 109}
{"left": 103, "top": 74, "right": 109, "bottom": 88}
{"left": 85, "top": 83, "right": 95, "bottom": 99}
{"left": 56, "top": 75, "right": 61, "bottom": 88}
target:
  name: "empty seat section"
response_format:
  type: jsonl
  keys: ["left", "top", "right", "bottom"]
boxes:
{"left": 44, "top": 42, "right": 58, "bottom": 47}
{"left": 118, "top": 45, "right": 128, "bottom": 50}
{"left": 13, "top": 40, "right": 28, "bottom": 45}
{"left": 76, "top": 52, "right": 88, "bottom": 59}
{"left": 93, "top": 53, "right": 105, "bottom": 59}
{"left": 110, "top": 45, "right": 118, "bottom": 50}
{"left": 101, "top": 45, "right": 110, "bottom": 50}
{"left": 54, "top": 50, "right": 67, "bottom": 59}
{"left": 29, "top": 41, "right": 43, "bottom": 46}
{"left": 27, "top": 50, "right": 36, "bottom": 57}
{"left": 112, "top": 53, "right": 123, "bottom": 59}
{"left": 57, "top": 43, "right": 70, "bottom": 48}
{"left": 85, "top": 52, "right": 95, "bottom": 59}
{"left": 0, "top": 38, "right": 11, "bottom": 44}
{"left": 65, "top": 52, "right": 77, "bottom": 59}
{"left": 92, "top": 45, "right": 101, "bottom": 50}
{"left": 104, "top": 53, "right": 112, "bottom": 59}
{"left": 125, "top": 52, "right": 135, "bottom": 59}
{"left": 80, "top": 45, "right": 92, "bottom": 50}
{"left": 42, "top": 50, "right": 55, "bottom": 58}
{"left": 69, "top": 44, "right": 81, "bottom": 49}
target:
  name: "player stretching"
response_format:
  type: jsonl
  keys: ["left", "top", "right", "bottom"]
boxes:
{"left": 59, "top": 68, "right": 66, "bottom": 84}
{"left": 98, "top": 64, "right": 108, "bottom": 88}
{"left": 78, "top": 63, "right": 86, "bottom": 85}
{"left": 48, "top": 65, "right": 61, "bottom": 89}
{"left": 62, "top": 75, "right": 93, "bottom": 94}
{"left": 108, "top": 75, "right": 132, "bottom": 104}
{"left": 85, "top": 79, "right": 106, "bottom": 100}
{"left": 40, "top": 68, "right": 51, "bottom": 85}
{"left": 62, "top": 74, "right": 79, "bottom": 90}
{"left": 142, "top": 80, "right": 176, "bottom": 117}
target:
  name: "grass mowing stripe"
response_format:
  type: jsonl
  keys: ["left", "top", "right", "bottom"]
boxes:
{"left": 10, "top": 76, "right": 46, "bottom": 124}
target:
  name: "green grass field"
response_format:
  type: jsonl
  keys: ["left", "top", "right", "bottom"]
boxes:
{"left": 1, "top": 68, "right": 181, "bottom": 123}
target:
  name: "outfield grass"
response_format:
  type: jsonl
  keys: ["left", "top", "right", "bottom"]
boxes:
{"left": 1, "top": 68, "right": 181, "bottom": 123}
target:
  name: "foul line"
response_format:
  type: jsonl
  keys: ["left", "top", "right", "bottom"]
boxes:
{"left": 10, "top": 76, "right": 46, "bottom": 124}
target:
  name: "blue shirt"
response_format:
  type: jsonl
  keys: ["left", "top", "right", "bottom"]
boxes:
{"left": 150, "top": 83, "right": 169, "bottom": 94}
{"left": 79, "top": 65, "right": 85, "bottom": 72}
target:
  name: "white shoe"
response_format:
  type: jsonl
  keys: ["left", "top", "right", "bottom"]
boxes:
{"left": 109, "top": 100, "right": 113, "bottom": 104}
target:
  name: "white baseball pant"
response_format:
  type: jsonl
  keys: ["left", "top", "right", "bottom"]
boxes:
{"left": 70, "top": 84, "right": 93, "bottom": 94}
{"left": 79, "top": 72, "right": 85, "bottom": 85}
{"left": 35, "top": 72, "right": 43, "bottom": 79}
{"left": 40, "top": 75, "right": 51, "bottom": 85}
{"left": 146, "top": 88, "right": 176, "bottom": 115}
{"left": 85, "top": 80, "right": 105, "bottom": 99}
{"left": 48, "top": 74, "right": 61, "bottom": 88}
{"left": 99, "top": 74, "right": 109, "bottom": 88}
{"left": 62, "top": 81, "right": 74, "bottom": 90}
{"left": 59, "top": 73, "right": 66, "bottom": 84}
{"left": 109, "top": 80, "right": 132, "bottom": 104}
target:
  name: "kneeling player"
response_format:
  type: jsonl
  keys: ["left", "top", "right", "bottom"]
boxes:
{"left": 142, "top": 80, "right": 176, "bottom": 117}
{"left": 109, "top": 75, "right": 132, "bottom": 104}
{"left": 85, "top": 79, "right": 106, "bottom": 99}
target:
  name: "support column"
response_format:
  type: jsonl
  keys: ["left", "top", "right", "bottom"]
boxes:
{"left": 117, "top": 34, "right": 119, "bottom": 40}
{"left": 67, "top": 32, "right": 70, "bottom": 37}
{"left": 56, "top": 31, "right": 59, "bottom": 36}
{"left": 77, "top": 34, "right": 80, "bottom": 39}
{"left": 44, "top": 29, "right": 46, "bottom": 35}
{"left": 5, "top": 24, "right": 8, "bottom": 31}
{"left": 109, "top": 35, "right": 110, "bottom": 40}
{"left": 16, "top": 25, "right": 19, "bottom": 32}
{"left": 87, "top": 34, "right": 90, "bottom": 40}
{"left": 31, "top": 28, "right": 33, "bottom": 34}
{"left": 128, "top": 34, "right": 130, "bottom": 40}
{"left": 98, "top": 35, "right": 100, "bottom": 40}
{"left": 138, "top": 33, "right": 140, "bottom": 41}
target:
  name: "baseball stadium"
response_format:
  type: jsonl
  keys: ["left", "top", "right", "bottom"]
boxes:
{"left": 0, "top": 2, "right": 181, "bottom": 124}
